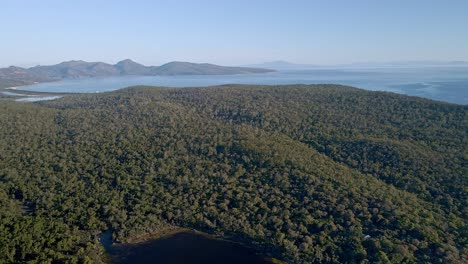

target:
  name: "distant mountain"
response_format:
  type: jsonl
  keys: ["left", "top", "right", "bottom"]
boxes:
{"left": 0, "top": 59, "right": 274, "bottom": 87}
{"left": 0, "top": 66, "right": 36, "bottom": 81}
{"left": 0, "top": 66, "right": 55, "bottom": 88}
{"left": 29, "top": 60, "right": 119, "bottom": 79}
{"left": 152, "top": 61, "right": 274, "bottom": 75}
{"left": 114, "top": 59, "right": 151, "bottom": 75}
{"left": 246, "top": 61, "right": 319, "bottom": 70}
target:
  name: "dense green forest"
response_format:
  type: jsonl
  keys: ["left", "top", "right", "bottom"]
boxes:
{"left": 0, "top": 85, "right": 466, "bottom": 263}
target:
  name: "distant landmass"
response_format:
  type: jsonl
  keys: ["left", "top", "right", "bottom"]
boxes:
{"left": 344, "top": 60, "right": 468, "bottom": 68}
{"left": 245, "top": 61, "right": 320, "bottom": 70}
{"left": 0, "top": 59, "right": 274, "bottom": 88}
{"left": 246, "top": 60, "right": 468, "bottom": 70}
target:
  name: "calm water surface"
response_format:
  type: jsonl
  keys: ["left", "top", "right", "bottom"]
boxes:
{"left": 15, "top": 96, "right": 63, "bottom": 102}
{"left": 20, "top": 67, "right": 468, "bottom": 104}
{"left": 1, "top": 91, "right": 63, "bottom": 101}
{"left": 101, "top": 231, "right": 272, "bottom": 264}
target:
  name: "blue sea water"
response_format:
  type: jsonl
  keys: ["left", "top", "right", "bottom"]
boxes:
{"left": 19, "top": 67, "right": 468, "bottom": 105}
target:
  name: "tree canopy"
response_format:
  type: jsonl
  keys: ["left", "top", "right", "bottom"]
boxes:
{"left": 0, "top": 85, "right": 466, "bottom": 263}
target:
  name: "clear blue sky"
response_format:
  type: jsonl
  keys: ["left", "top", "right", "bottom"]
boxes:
{"left": 1, "top": 0, "right": 467, "bottom": 67}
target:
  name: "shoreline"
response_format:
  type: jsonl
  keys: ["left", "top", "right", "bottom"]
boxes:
{"left": 1, "top": 81, "right": 75, "bottom": 99}
{"left": 119, "top": 226, "right": 189, "bottom": 245}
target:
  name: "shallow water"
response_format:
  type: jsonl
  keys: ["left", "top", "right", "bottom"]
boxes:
{"left": 2, "top": 91, "right": 35, "bottom": 97}
{"left": 20, "top": 67, "right": 468, "bottom": 104}
{"left": 15, "top": 96, "right": 63, "bottom": 102}
{"left": 101, "top": 231, "right": 272, "bottom": 264}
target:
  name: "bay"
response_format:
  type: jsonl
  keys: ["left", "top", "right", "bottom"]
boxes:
{"left": 20, "top": 67, "right": 468, "bottom": 105}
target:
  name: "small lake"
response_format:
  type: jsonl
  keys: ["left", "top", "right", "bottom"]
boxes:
{"left": 19, "top": 67, "right": 468, "bottom": 105}
{"left": 101, "top": 231, "right": 274, "bottom": 264}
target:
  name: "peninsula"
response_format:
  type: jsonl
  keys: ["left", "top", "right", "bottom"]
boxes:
{"left": 0, "top": 60, "right": 274, "bottom": 88}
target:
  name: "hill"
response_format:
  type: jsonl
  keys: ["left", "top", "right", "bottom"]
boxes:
{"left": 153, "top": 61, "right": 274, "bottom": 75}
{"left": 28, "top": 60, "right": 119, "bottom": 79}
{"left": 0, "top": 60, "right": 274, "bottom": 87}
{"left": 0, "top": 85, "right": 466, "bottom": 263}
{"left": 114, "top": 59, "right": 151, "bottom": 75}
{"left": 0, "top": 66, "right": 55, "bottom": 88}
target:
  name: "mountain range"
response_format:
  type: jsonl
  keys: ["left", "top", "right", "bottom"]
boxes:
{"left": 0, "top": 60, "right": 274, "bottom": 87}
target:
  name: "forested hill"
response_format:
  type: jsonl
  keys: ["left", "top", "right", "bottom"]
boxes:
{"left": 0, "top": 85, "right": 466, "bottom": 263}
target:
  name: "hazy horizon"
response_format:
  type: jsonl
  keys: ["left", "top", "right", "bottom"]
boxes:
{"left": 2, "top": 0, "right": 468, "bottom": 68}
{"left": 4, "top": 58, "right": 468, "bottom": 70}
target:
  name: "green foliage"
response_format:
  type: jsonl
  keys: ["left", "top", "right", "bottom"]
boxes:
{"left": 0, "top": 85, "right": 466, "bottom": 263}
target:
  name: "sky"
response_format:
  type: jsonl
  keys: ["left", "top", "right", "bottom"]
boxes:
{"left": 1, "top": 0, "right": 467, "bottom": 67}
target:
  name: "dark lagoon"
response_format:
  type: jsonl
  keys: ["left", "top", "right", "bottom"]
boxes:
{"left": 19, "top": 67, "right": 468, "bottom": 105}
{"left": 101, "top": 231, "right": 274, "bottom": 264}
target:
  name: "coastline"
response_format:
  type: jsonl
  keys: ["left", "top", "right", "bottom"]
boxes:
{"left": 1, "top": 80, "right": 75, "bottom": 101}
